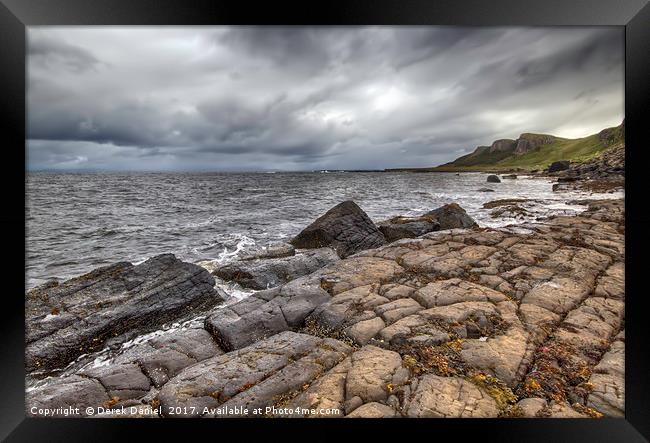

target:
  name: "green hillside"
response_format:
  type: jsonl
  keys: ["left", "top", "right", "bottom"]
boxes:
{"left": 429, "top": 122, "right": 624, "bottom": 172}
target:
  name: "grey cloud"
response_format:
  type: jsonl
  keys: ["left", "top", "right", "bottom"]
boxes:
{"left": 27, "top": 26, "right": 624, "bottom": 171}
{"left": 28, "top": 32, "right": 103, "bottom": 73}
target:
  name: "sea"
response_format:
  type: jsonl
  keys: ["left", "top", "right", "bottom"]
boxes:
{"left": 25, "top": 170, "right": 624, "bottom": 386}
{"left": 26, "top": 171, "right": 623, "bottom": 291}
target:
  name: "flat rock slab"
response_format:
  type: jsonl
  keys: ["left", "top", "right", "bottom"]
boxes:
{"left": 282, "top": 345, "right": 408, "bottom": 417}
{"left": 213, "top": 247, "right": 339, "bottom": 290}
{"left": 26, "top": 254, "right": 223, "bottom": 373}
{"left": 587, "top": 338, "right": 624, "bottom": 417}
{"left": 27, "top": 375, "right": 110, "bottom": 417}
{"left": 110, "top": 328, "right": 224, "bottom": 388}
{"left": 406, "top": 374, "right": 499, "bottom": 418}
{"left": 157, "top": 331, "right": 352, "bottom": 417}
{"left": 290, "top": 200, "right": 386, "bottom": 258}
{"left": 205, "top": 256, "right": 404, "bottom": 351}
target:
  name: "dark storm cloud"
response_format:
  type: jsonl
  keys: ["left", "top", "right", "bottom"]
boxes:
{"left": 27, "top": 27, "right": 624, "bottom": 171}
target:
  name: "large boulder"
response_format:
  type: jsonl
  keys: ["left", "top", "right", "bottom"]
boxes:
{"left": 378, "top": 216, "right": 440, "bottom": 242}
{"left": 547, "top": 160, "right": 570, "bottom": 173}
{"left": 378, "top": 203, "right": 477, "bottom": 242}
{"left": 487, "top": 175, "right": 501, "bottom": 183}
{"left": 290, "top": 201, "right": 386, "bottom": 258}
{"left": 213, "top": 247, "right": 339, "bottom": 290}
{"left": 424, "top": 203, "right": 478, "bottom": 230}
{"left": 26, "top": 254, "right": 224, "bottom": 372}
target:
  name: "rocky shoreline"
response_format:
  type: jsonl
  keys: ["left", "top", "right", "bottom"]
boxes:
{"left": 26, "top": 175, "right": 624, "bottom": 419}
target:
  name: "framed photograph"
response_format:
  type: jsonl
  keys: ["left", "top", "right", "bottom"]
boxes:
{"left": 2, "top": 0, "right": 649, "bottom": 440}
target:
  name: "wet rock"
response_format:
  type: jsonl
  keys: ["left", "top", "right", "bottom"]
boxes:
{"left": 487, "top": 175, "right": 501, "bottom": 183}
{"left": 27, "top": 375, "right": 109, "bottom": 417}
{"left": 502, "top": 174, "right": 518, "bottom": 179}
{"left": 483, "top": 199, "right": 529, "bottom": 209}
{"left": 111, "top": 328, "right": 224, "bottom": 388}
{"left": 378, "top": 216, "right": 440, "bottom": 242}
{"left": 490, "top": 205, "right": 529, "bottom": 220}
{"left": 378, "top": 203, "right": 477, "bottom": 242}
{"left": 83, "top": 363, "right": 152, "bottom": 402}
{"left": 424, "top": 203, "right": 478, "bottom": 230}
{"left": 26, "top": 328, "right": 225, "bottom": 415}
{"left": 25, "top": 254, "right": 223, "bottom": 372}
{"left": 477, "top": 188, "right": 495, "bottom": 192}
{"left": 290, "top": 200, "right": 386, "bottom": 258}
{"left": 238, "top": 242, "right": 295, "bottom": 261}
{"left": 406, "top": 374, "right": 499, "bottom": 418}
{"left": 547, "top": 160, "right": 570, "bottom": 173}
{"left": 213, "top": 247, "right": 339, "bottom": 290}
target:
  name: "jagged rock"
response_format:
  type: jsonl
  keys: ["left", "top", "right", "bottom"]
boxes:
{"left": 514, "top": 134, "right": 556, "bottom": 156}
{"left": 290, "top": 200, "right": 386, "bottom": 258}
{"left": 406, "top": 375, "right": 499, "bottom": 418}
{"left": 378, "top": 216, "right": 440, "bottom": 242}
{"left": 157, "top": 331, "right": 352, "bottom": 417}
{"left": 489, "top": 139, "right": 517, "bottom": 154}
{"left": 213, "top": 247, "right": 339, "bottom": 290}
{"left": 378, "top": 203, "right": 477, "bottom": 242}
{"left": 25, "top": 254, "right": 223, "bottom": 372}
{"left": 424, "top": 203, "right": 478, "bottom": 230}
{"left": 548, "top": 160, "right": 570, "bottom": 173}
{"left": 487, "top": 175, "right": 501, "bottom": 183}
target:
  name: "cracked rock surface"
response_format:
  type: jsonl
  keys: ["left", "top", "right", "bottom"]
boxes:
{"left": 25, "top": 199, "right": 624, "bottom": 419}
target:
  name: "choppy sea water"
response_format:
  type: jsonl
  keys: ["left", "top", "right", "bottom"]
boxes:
{"left": 26, "top": 171, "right": 623, "bottom": 290}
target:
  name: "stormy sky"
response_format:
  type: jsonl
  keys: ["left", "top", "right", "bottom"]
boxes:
{"left": 27, "top": 26, "right": 624, "bottom": 171}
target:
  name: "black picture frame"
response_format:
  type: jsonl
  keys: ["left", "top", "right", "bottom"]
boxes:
{"left": 3, "top": 0, "right": 649, "bottom": 441}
